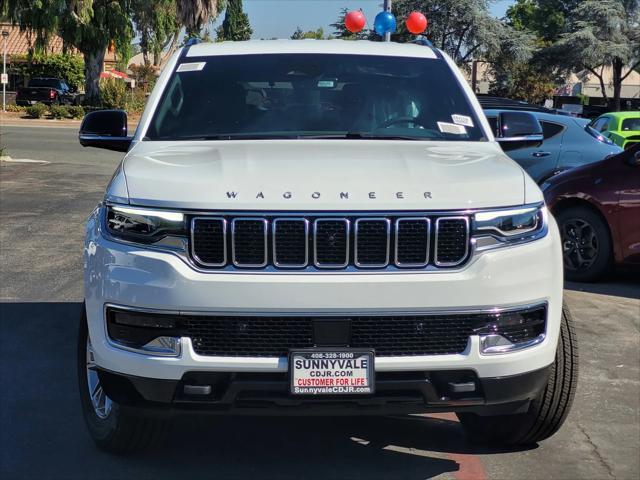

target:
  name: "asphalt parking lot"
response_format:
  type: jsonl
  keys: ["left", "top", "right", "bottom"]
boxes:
{"left": 1, "top": 125, "right": 639, "bottom": 480}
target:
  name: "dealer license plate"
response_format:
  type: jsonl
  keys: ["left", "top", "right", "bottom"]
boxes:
{"left": 290, "top": 350, "right": 374, "bottom": 395}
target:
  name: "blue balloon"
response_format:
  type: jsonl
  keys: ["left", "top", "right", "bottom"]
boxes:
{"left": 374, "top": 11, "right": 397, "bottom": 36}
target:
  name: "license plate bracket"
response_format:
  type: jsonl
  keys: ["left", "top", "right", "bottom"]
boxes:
{"left": 289, "top": 349, "right": 375, "bottom": 395}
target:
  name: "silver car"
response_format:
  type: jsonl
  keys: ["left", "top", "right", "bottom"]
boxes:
{"left": 484, "top": 109, "right": 623, "bottom": 183}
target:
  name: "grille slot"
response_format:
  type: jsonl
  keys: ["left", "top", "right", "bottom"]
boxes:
{"left": 273, "top": 218, "right": 309, "bottom": 268}
{"left": 191, "top": 218, "right": 227, "bottom": 266}
{"left": 231, "top": 219, "right": 268, "bottom": 267}
{"left": 355, "top": 219, "right": 390, "bottom": 267}
{"left": 395, "top": 218, "right": 430, "bottom": 267}
{"left": 435, "top": 217, "right": 469, "bottom": 266}
{"left": 314, "top": 219, "right": 350, "bottom": 268}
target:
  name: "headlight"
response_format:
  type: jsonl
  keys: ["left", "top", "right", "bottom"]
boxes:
{"left": 472, "top": 204, "right": 547, "bottom": 250}
{"left": 104, "top": 205, "right": 186, "bottom": 244}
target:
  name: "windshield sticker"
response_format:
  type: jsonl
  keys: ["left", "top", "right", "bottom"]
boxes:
{"left": 177, "top": 62, "right": 206, "bottom": 72}
{"left": 451, "top": 114, "right": 474, "bottom": 127}
{"left": 437, "top": 122, "right": 467, "bottom": 135}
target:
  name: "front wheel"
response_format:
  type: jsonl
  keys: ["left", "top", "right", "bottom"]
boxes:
{"left": 458, "top": 302, "right": 578, "bottom": 445}
{"left": 78, "top": 306, "right": 168, "bottom": 453}
{"left": 556, "top": 206, "right": 612, "bottom": 282}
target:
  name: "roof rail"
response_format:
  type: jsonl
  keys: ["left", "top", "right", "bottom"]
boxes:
{"left": 184, "top": 37, "right": 202, "bottom": 47}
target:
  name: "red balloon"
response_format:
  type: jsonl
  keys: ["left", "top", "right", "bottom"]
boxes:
{"left": 345, "top": 10, "right": 366, "bottom": 33}
{"left": 406, "top": 11, "right": 427, "bottom": 34}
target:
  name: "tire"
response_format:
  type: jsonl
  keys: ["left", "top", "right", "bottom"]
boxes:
{"left": 78, "top": 305, "right": 169, "bottom": 453}
{"left": 458, "top": 302, "right": 578, "bottom": 446}
{"left": 555, "top": 206, "right": 612, "bottom": 282}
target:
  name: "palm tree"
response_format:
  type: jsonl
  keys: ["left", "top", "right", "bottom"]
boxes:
{"left": 176, "top": 0, "right": 224, "bottom": 38}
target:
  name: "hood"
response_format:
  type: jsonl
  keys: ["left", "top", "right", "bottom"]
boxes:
{"left": 117, "top": 140, "right": 526, "bottom": 211}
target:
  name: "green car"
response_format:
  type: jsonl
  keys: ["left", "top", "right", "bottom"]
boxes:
{"left": 590, "top": 111, "right": 640, "bottom": 149}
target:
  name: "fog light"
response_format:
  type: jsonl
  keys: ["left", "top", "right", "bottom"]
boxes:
{"left": 474, "top": 305, "right": 547, "bottom": 354}
{"left": 107, "top": 308, "right": 182, "bottom": 357}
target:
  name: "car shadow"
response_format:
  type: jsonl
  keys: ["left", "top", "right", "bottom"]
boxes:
{"left": 0, "top": 302, "right": 534, "bottom": 480}
{"left": 564, "top": 271, "right": 640, "bottom": 301}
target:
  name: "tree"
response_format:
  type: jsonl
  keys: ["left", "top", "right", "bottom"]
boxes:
{"left": 176, "top": 0, "right": 224, "bottom": 38}
{"left": 131, "top": 0, "right": 178, "bottom": 65}
{"left": 507, "top": 0, "right": 580, "bottom": 42}
{"left": 391, "top": 0, "right": 531, "bottom": 66}
{"left": 290, "top": 27, "right": 329, "bottom": 40}
{"left": 60, "top": 0, "right": 132, "bottom": 105}
{"left": 555, "top": 0, "right": 640, "bottom": 110}
{"left": 330, "top": 8, "right": 370, "bottom": 40}
{"left": 3, "top": 0, "right": 65, "bottom": 55}
{"left": 217, "top": 0, "right": 252, "bottom": 41}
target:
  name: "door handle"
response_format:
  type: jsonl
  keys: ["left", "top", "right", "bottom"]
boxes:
{"left": 533, "top": 151, "right": 551, "bottom": 157}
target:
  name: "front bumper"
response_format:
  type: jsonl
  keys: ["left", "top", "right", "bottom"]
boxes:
{"left": 84, "top": 209, "right": 564, "bottom": 381}
{"left": 97, "top": 366, "right": 551, "bottom": 416}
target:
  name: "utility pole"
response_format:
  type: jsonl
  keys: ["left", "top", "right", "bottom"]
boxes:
{"left": 383, "top": 0, "right": 392, "bottom": 42}
{"left": 2, "top": 30, "right": 8, "bottom": 112}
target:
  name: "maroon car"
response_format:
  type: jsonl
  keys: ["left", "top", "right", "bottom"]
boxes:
{"left": 544, "top": 143, "right": 640, "bottom": 282}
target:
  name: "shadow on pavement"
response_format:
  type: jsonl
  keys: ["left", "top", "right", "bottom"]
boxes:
{"left": 1, "top": 302, "right": 532, "bottom": 480}
{"left": 565, "top": 271, "right": 640, "bottom": 301}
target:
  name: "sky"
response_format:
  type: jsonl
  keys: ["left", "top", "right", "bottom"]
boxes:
{"left": 209, "top": 0, "right": 515, "bottom": 40}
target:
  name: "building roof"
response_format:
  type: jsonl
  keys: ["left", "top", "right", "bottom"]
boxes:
{"left": 0, "top": 23, "right": 68, "bottom": 56}
{"left": 187, "top": 39, "right": 438, "bottom": 59}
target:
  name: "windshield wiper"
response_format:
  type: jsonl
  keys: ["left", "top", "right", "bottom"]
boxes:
{"left": 154, "top": 133, "right": 300, "bottom": 141}
{"left": 297, "top": 132, "right": 431, "bottom": 141}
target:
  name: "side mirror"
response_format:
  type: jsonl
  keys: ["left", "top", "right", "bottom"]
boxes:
{"left": 79, "top": 110, "right": 132, "bottom": 152}
{"left": 495, "top": 111, "right": 544, "bottom": 151}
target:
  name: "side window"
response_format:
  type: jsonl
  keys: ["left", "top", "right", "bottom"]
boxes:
{"left": 486, "top": 117, "right": 497, "bottom": 135}
{"left": 541, "top": 121, "right": 564, "bottom": 139}
{"left": 598, "top": 118, "right": 610, "bottom": 132}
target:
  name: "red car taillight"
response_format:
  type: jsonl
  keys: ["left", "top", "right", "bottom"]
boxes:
{"left": 49, "top": 89, "right": 56, "bottom": 99}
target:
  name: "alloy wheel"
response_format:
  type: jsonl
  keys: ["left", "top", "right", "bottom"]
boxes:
{"left": 561, "top": 218, "right": 599, "bottom": 271}
{"left": 86, "top": 339, "right": 112, "bottom": 419}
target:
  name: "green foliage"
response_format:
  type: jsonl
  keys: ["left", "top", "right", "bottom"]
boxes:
{"left": 489, "top": 63, "right": 557, "bottom": 104}
{"left": 330, "top": 8, "right": 370, "bottom": 40}
{"left": 67, "top": 105, "right": 85, "bottom": 119}
{"left": 5, "top": 104, "right": 26, "bottom": 113}
{"left": 25, "top": 103, "right": 48, "bottom": 118}
{"left": 3, "top": 0, "right": 65, "bottom": 54}
{"left": 392, "top": 0, "right": 533, "bottom": 65}
{"left": 554, "top": 0, "right": 640, "bottom": 110}
{"left": 507, "top": 0, "right": 580, "bottom": 42}
{"left": 129, "top": 64, "right": 159, "bottom": 92}
{"left": 49, "top": 104, "right": 69, "bottom": 119}
{"left": 177, "top": 0, "right": 225, "bottom": 38}
{"left": 20, "top": 54, "right": 85, "bottom": 90}
{"left": 124, "top": 89, "right": 149, "bottom": 114}
{"left": 217, "top": 0, "right": 252, "bottom": 41}
{"left": 99, "top": 78, "right": 127, "bottom": 109}
{"left": 290, "top": 27, "right": 331, "bottom": 40}
{"left": 132, "top": 0, "right": 179, "bottom": 66}
{"left": 60, "top": 0, "right": 133, "bottom": 104}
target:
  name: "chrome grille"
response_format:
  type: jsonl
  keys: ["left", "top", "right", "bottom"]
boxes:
{"left": 191, "top": 213, "right": 470, "bottom": 271}
{"left": 273, "top": 218, "right": 308, "bottom": 268}
{"left": 314, "top": 219, "right": 350, "bottom": 268}
{"left": 395, "top": 218, "right": 430, "bottom": 267}
{"left": 435, "top": 217, "right": 469, "bottom": 266}
{"left": 231, "top": 219, "right": 268, "bottom": 267}
{"left": 354, "top": 218, "right": 390, "bottom": 267}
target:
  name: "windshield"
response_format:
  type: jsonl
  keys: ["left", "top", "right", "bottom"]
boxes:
{"left": 621, "top": 117, "right": 640, "bottom": 131}
{"left": 146, "top": 54, "right": 486, "bottom": 141}
{"left": 29, "top": 78, "right": 61, "bottom": 88}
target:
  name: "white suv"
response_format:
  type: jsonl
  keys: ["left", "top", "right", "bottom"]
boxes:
{"left": 78, "top": 40, "right": 577, "bottom": 452}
